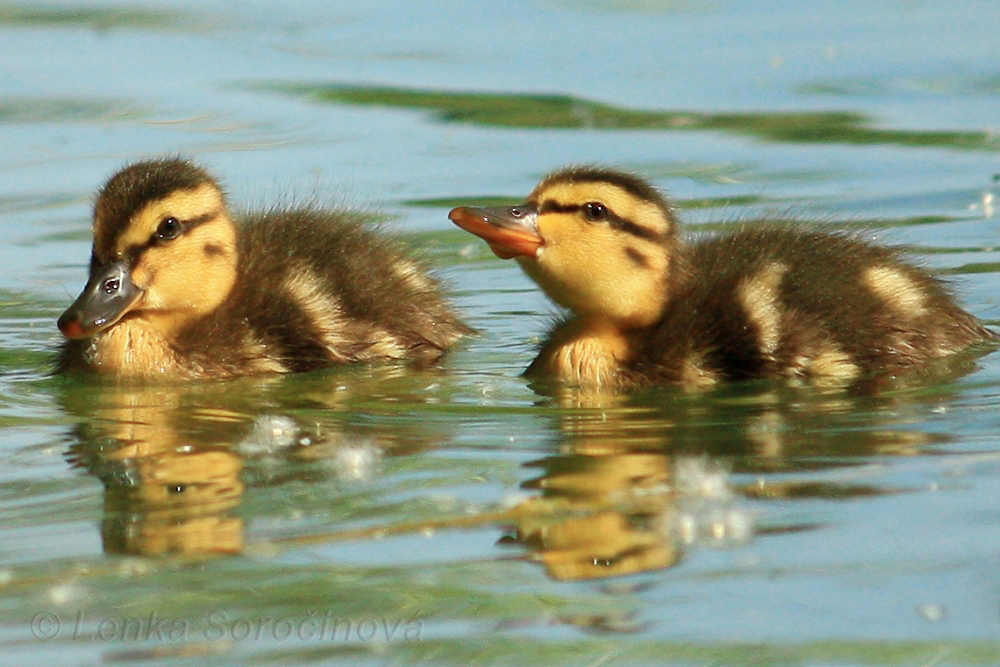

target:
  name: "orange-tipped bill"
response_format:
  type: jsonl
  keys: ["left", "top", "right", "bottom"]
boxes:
{"left": 449, "top": 205, "right": 543, "bottom": 259}
{"left": 57, "top": 260, "right": 143, "bottom": 339}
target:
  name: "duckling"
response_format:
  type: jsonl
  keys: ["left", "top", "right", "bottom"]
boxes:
{"left": 58, "top": 158, "right": 472, "bottom": 380}
{"left": 449, "top": 166, "right": 996, "bottom": 390}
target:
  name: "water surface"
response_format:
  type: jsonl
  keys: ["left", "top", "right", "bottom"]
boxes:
{"left": 2, "top": 1, "right": 1000, "bottom": 665}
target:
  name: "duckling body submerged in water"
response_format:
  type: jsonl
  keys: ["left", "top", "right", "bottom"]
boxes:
{"left": 450, "top": 167, "right": 995, "bottom": 390}
{"left": 59, "top": 158, "right": 471, "bottom": 380}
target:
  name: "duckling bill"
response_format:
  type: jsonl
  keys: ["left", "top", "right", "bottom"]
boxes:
{"left": 450, "top": 167, "right": 996, "bottom": 390}
{"left": 58, "top": 158, "right": 471, "bottom": 380}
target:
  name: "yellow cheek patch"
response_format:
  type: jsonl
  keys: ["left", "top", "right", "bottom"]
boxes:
{"left": 125, "top": 213, "right": 237, "bottom": 330}
{"left": 529, "top": 211, "right": 669, "bottom": 326}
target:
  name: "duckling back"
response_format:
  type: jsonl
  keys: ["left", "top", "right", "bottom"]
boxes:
{"left": 628, "top": 225, "right": 995, "bottom": 388}
{"left": 183, "top": 208, "right": 471, "bottom": 374}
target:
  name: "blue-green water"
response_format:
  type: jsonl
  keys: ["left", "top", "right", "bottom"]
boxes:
{"left": 3, "top": 1, "right": 1000, "bottom": 665}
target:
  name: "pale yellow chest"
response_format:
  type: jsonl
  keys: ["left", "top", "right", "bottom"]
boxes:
{"left": 529, "top": 318, "right": 631, "bottom": 387}
{"left": 84, "top": 320, "right": 182, "bottom": 380}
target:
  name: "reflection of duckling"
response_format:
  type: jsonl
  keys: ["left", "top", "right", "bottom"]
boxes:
{"left": 451, "top": 167, "right": 996, "bottom": 389}
{"left": 99, "top": 449, "right": 245, "bottom": 557}
{"left": 58, "top": 158, "right": 472, "bottom": 380}
{"left": 63, "top": 384, "right": 248, "bottom": 556}
{"left": 514, "top": 452, "right": 678, "bottom": 580}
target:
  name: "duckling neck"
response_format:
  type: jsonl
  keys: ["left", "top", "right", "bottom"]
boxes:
{"left": 527, "top": 315, "right": 632, "bottom": 387}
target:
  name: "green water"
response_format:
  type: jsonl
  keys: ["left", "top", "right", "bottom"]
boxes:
{"left": 3, "top": 1, "right": 1000, "bottom": 665}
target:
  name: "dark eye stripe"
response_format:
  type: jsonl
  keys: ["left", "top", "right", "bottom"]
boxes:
{"left": 538, "top": 200, "right": 663, "bottom": 242}
{"left": 124, "top": 209, "right": 223, "bottom": 264}
{"left": 610, "top": 217, "right": 662, "bottom": 242}
{"left": 173, "top": 210, "right": 220, "bottom": 234}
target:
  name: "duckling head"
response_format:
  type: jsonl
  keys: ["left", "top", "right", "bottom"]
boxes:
{"left": 450, "top": 167, "right": 679, "bottom": 328}
{"left": 58, "top": 158, "right": 238, "bottom": 340}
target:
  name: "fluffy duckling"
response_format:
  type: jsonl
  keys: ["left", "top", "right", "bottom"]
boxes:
{"left": 58, "top": 158, "right": 471, "bottom": 380}
{"left": 449, "top": 167, "right": 995, "bottom": 390}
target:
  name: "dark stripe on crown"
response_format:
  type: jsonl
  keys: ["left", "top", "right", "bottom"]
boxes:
{"left": 538, "top": 166, "right": 669, "bottom": 209}
{"left": 93, "top": 158, "right": 217, "bottom": 260}
{"left": 538, "top": 200, "right": 664, "bottom": 242}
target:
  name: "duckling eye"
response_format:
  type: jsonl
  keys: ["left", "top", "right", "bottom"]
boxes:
{"left": 155, "top": 217, "right": 182, "bottom": 242}
{"left": 584, "top": 202, "right": 609, "bottom": 222}
{"left": 509, "top": 206, "right": 527, "bottom": 218}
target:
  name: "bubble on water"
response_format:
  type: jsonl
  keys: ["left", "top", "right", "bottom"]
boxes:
{"left": 970, "top": 189, "right": 995, "bottom": 217}
{"left": 500, "top": 491, "right": 530, "bottom": 509}
{"left": 674, "top": 457, "right": 732, "bottom": 499}
{"left": 116, "top": 559, "right": 152, "bottom": 577}
{"left": 237, "top": 415, "right": 301, "bottom": 457}
{"left": 673, "top": 456, "right": 754, "bottom": 547}
{"left": 917, "top": 602, "right": 947, "bottom": 622}
{"left": 48, "top": 582, "right": 82, "bottom": 606}
{"left": 329, "top": 439, "right": 382, "bottom": 483}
